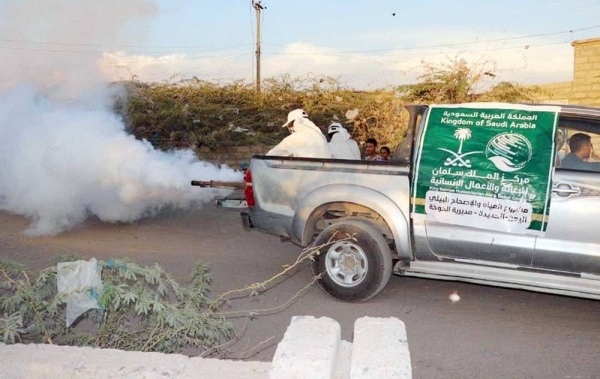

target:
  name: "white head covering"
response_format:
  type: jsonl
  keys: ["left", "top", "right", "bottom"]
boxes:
{"left": 282, "top": 109, "right": 309, "bottom": 128}
{"left": 327, "top": 123, "right": 360, "bottom": 159}
{"left": 328, "top": 122, "right": 343, "bottom": 135}
{"left": 329, "top": 123, "right": 351, "bottom": 142}
{"left": 268, "top": 115, "right": 332, "bottom": 158}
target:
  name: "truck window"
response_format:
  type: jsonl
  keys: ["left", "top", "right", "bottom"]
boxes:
{"left": 556, "top": 120, "right": 600, "bottom": 173}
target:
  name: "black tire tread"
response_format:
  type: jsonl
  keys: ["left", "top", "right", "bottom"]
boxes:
{"left": 311, "top": 220, "right": 393, "bottom": 302}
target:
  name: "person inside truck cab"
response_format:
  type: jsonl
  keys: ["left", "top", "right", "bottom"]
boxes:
{"left": 327, "top": 122, "right": 361, "bottom": 159}
{"left": 266, "top": 109, "right": 332, "bottom": 158}
{"left": 561, "top": 133, "right": 600, "bottom": 172}
{"left": 363, "top": 138, "right": 383, "bottom": 161}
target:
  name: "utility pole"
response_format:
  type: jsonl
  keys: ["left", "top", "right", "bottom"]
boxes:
{"left": 252, "top": 1, "right": 265, "bottom": 91}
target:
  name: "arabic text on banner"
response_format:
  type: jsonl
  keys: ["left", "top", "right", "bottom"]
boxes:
{"left": 411, "top": 103, "right": 560, "bottom": 235}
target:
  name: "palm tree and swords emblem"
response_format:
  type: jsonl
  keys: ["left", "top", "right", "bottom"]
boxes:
{"left": 438, "top": 128, "right": 483, "bottom": 168}
{"left": 439, "top": 128, "right": 533, "bottom": 171}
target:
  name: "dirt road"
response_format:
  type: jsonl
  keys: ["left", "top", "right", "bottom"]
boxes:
{"left": 2, "top": 206, "right": 599, "bottom": 378}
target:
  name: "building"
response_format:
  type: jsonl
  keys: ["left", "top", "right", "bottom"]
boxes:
{"left": 537, "top": 37, "right": 600, "bottom": 105}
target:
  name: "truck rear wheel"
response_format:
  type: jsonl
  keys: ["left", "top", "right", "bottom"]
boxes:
{"left": 311, "top": 220, "right": 393, "bottom": 302}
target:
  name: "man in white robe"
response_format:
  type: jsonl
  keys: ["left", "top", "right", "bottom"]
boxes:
{"left": 267, "top": 109, "right": 332, "bottom": 158}
{"left": 327, "top": 122, "right": 361, "bottom": 160}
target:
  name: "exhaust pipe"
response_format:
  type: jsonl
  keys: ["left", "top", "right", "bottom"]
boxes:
{"left": 190, "top": 180, "right": 246, "bottom": 190}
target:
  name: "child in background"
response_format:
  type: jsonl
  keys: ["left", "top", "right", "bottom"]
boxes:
{"left": 379, "top": 146, "right": 391, "bottom": 161}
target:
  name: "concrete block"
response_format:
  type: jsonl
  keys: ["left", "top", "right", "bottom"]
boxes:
{"left": 334, "top": 340, "right": 353, "bottom": 379}
{"left": 0, "top": 344, "right": 188, "bottom": 379}
{"left": 350, "top": 317, "right": 411, "bottom": 379}
{"left": 0, "top": 344, "right": 270, "bottom": 379}
{"left": 187, "top": 357, "right": 270, "bottom": 379}
{"left": 270, "top": 316, "right": 341, "bottom": 379}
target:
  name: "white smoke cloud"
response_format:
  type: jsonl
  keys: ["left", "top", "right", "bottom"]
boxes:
{"left": 0, "top": 1, "right": 243, "bottom": 235}
{"left": 0, "top": 85, "right": 241, "bottom": 236}
{"left": 0, "top": 0, "right": 158, "bottom": 98}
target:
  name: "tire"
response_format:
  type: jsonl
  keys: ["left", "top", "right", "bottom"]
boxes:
{"left": 311, "top": 220, "right": 393, "bottom": 302}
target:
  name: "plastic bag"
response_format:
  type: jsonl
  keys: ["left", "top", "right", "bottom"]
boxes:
{"left": 57, "top": 258, "right": 103, "bottom": 327}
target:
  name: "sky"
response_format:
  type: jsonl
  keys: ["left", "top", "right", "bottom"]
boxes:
{"left": 0, "top": 0, "right": 600, "bottom": 90}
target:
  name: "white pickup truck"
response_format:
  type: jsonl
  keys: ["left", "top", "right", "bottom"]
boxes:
{"left": 196, "top": 103, "right": 600, "bottom": 302}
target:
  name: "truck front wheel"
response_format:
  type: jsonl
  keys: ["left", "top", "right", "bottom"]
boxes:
{"left": 311, "top": 220, "right": 393, "bottom": 302}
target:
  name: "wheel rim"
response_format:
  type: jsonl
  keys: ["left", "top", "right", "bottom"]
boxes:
{"left": 324, "top": 241, "right": 369, "bottom": 288}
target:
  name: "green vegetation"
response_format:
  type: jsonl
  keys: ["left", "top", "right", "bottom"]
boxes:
{"left": 397, "top": 58, "right": 546, "bottom": 104}
{"left": 120, "top": 59, "right": 546, "bottom": 153}
{"left": 0, "top": 240, "right": 340, "bottom": 357}
{"left": 0, "top": 258, "right": 234, "bottom": 355}
{"left": 122, "top": 74, "right": 407, "bottom": 151}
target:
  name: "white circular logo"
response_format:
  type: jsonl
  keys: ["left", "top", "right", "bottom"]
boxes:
{"left": 486, "top": 133, "right": 532, "bottom": 172}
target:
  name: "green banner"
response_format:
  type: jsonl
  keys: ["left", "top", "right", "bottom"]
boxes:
{"left": 411, "top": 103, "right": 560, "bottom": 235}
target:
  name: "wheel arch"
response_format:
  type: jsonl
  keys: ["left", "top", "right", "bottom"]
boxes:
{"left": 291, "top": 184, "right": 413, "bottom": 260}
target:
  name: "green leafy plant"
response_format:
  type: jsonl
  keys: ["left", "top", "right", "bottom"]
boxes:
{"left": 0, "top": 258, "right": 234, "bottom": 355}
{"left": 0, "top": 236, "right": 351, "bottom": 358}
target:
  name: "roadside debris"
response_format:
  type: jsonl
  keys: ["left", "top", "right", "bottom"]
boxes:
{"left": 449, "top": 291, "right": 461, "bottom": 303}
{"left": 57, "top": 258, "right": 103, "bottom": 327}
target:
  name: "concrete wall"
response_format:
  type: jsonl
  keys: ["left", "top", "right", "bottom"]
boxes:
{"left": 572, "top": 38, "right": 600, "bottom": 106}
{"left": 536, "top": 81, "right": 572, "bottom": 104}
{"left": 536, "top": 37, "right": 600, "bottom": 106}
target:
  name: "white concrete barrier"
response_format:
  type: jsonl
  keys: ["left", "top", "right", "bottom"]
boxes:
{"left": 334, "top": 340, "right": 353, "bottom": 379}
{"left": 0, "top": 316, "right": 411, "bottom": 379}
{"left": 270, "top": 316, "right": 341, "bottom": 379}
{"left": 0, "top": 343, "right": 270, "bottom": 379}
{"left": 350, "top": 317, "right": 411, "bottom": 379}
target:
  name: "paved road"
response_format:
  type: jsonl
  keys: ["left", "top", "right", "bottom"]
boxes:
{"left": 2, "top": 206, "right": 600, "bottom": 379}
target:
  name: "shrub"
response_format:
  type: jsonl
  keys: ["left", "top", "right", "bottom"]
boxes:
{"left": 0, "top": 258, "right": 234, "bottom": 355}
{"left": 121, "top": 75, "right": 407, "bottom": 151}
{"left": 119, "top": 63, "right": 544, "bottom": 155}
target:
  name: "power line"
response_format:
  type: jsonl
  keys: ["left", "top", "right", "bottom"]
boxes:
{"left": 114, "top": 52, "right": 254, "bottom": 64}
{"left": 263, "top": 25, "right": 600, "bottom": 55}
{"left": 0, "top": 43, "right": 251, "bottom": 55}
{"left": 0, "top": 24, "right": 596, "bottom": 55}
{"left": 186, "top": 52, "right": 255, "bottom": 71}
{"left": 262, "top": 40, "right": 571, "bottom": 59}
{"left": 0, "top": 38, "right": 250, "bottom": 50}
{"left": 0, "top": 38, "right": 570, "bottom": 65}
{"left": 0, "top": 24, "right": 593, "bottom": 70}
{"left": 0, "top": 42, "right": 252, "bottom": 62}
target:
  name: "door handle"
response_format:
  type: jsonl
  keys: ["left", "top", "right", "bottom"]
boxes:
{"left": 552, "top": 183, "right": 581, "bottom": 197}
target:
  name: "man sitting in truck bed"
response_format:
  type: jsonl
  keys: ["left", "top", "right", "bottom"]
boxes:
{"left": 266, "top": 109, "right": 332, "bottom": 159}
{"left": 327, "top": 122, "right": 361, "bottom": 160}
